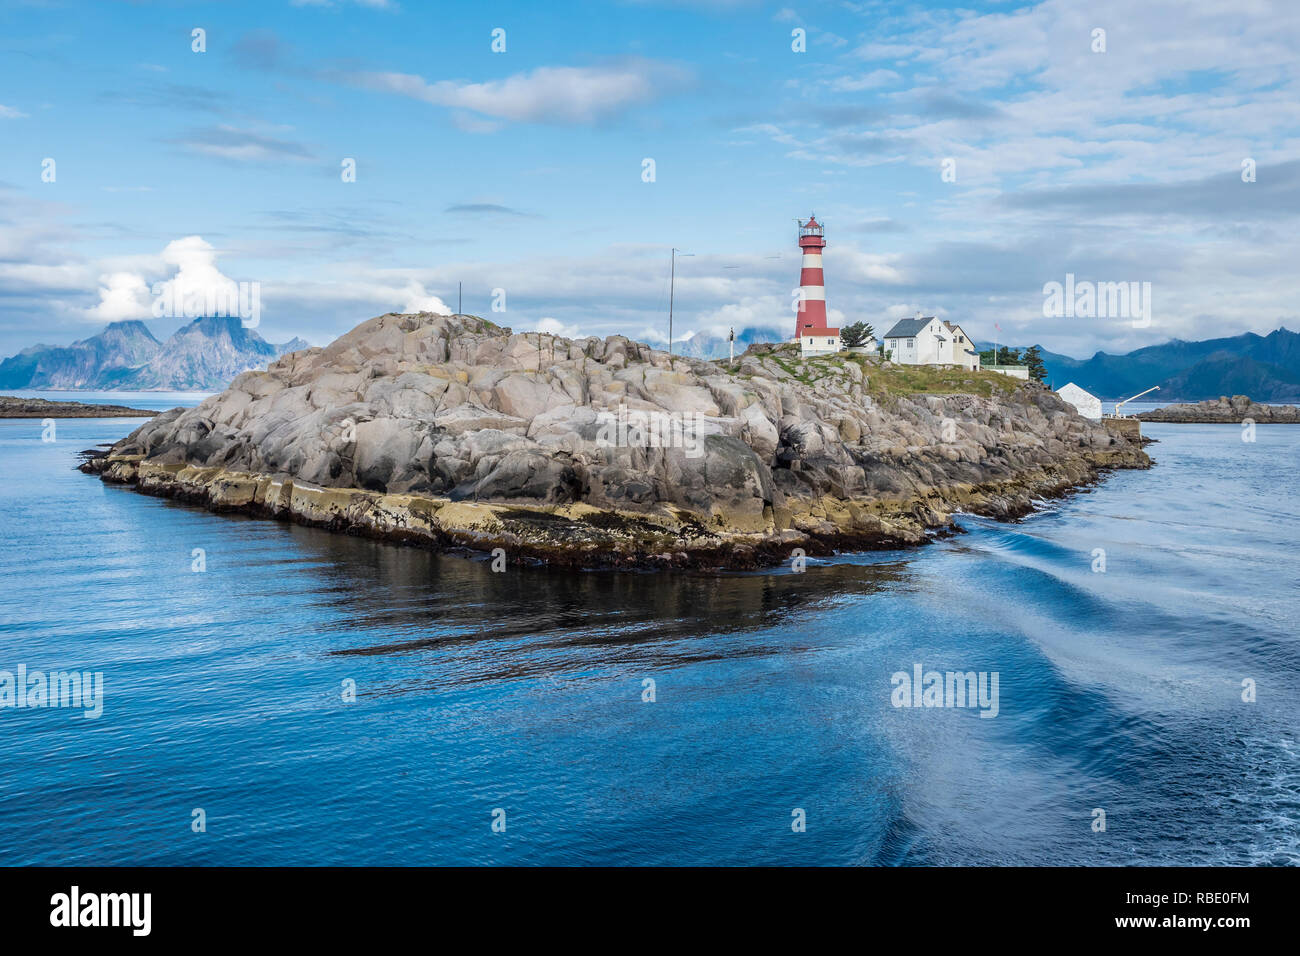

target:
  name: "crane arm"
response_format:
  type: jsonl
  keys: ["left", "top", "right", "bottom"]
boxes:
{"left": 1115, "top": 385, "right": 1160, "bottom": 416}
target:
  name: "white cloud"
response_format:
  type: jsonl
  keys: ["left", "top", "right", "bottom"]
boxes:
{"left": 691, "top": 296, "right": 790, "bottom": 337}
{"left": 788, "top": 0, "right": 1300, "bottom": 185}
{"left": 832, "top": 247, "right": 907, "bottom": 285}
{"left": 450, "top": 112, "right": 502, "bottom": 134}
{"left": 87, "top": 236, "right": 247, "bottom": 321}
{"left": 398, "top": 282, "right": 452, "bottom": 315}
{"left": 530, "top": 317, "right": 581, "bottom": 338}
{"left": 0, "top": 104, "right": 27, "bottom": 119}
{"left": 173, "top": 125, "right": 313, "bottom": 163}
{"left": 87, "top": 272, "right": 153, "bottom": 321}
{"left": 830, "top": 69, "right": 900, "bottom": 92}
{"left": 343, "top": 59, "right": 692, "bottom": 125}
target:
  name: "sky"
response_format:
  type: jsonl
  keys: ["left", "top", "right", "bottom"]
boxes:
{"left": 1, "top": 0, "right": 1298, "bottom": 359}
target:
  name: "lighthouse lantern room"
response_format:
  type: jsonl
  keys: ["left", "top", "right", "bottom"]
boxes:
{"left": 792, "top": 215, "right": 841, "bottom": 356}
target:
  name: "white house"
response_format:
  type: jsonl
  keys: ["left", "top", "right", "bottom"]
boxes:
{"left": 1056, "top": 382, "right": 1102, "bottom": 420}
{"left": 942, "top": 322, "right": 980, "bottom": 369}
{"left": 882, "top": 315, "right": 981, "bottom": 370}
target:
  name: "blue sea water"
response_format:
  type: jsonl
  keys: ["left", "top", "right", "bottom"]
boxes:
{"left": 0, "top": 403, "right": 1296, "bottom": 865}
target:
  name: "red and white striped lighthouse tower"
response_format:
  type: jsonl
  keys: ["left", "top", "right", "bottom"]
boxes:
{"left": 793, "top": 215, "right": 836, "bottom": 343}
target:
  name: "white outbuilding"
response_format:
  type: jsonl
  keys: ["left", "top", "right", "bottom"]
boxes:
{"left": 1057, "top": 382, "right": 1102, "bottom": 420}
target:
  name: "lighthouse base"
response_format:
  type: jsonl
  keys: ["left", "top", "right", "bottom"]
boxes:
{"left": 797, "top": 332, "right": 842, "bottom": 358}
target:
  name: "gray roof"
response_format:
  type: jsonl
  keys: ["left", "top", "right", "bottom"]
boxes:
{"left": 883, "top": 316, "right": 935, "bottom": 339}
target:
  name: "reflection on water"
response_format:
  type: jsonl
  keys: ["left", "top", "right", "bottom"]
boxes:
{"left": 306, "top": 533, "right": 909, "bottom": 661}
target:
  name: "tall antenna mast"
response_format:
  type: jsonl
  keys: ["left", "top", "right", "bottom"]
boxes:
{"left": 668, "top": 248, "right": 694, "bottom": 356}
{"left": 669, "top": 248, "right": 676, "bottom": 355}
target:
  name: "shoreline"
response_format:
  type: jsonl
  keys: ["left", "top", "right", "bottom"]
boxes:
{"left": 0, "top": 395, "right": 159, "bottom": 418}
{"left": 82, "top": 445, "right": 1147, "bottom": 570}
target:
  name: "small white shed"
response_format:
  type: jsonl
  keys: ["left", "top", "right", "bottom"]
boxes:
{"left": 1057, "top": 382, "right": 1102, "bottom": 420}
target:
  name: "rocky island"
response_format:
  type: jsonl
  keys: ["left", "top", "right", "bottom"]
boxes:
{"left": 1137, "top": 395, "right": 1300, "bottom": 423}
{"left": 1, "top": 395, "right": 157, "bottom": 417}
{"left": 81, "top": 312, "right": 1151, "bottom": 569}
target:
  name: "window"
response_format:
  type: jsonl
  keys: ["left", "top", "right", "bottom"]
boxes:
{"left": 907, "top": 338, "right": 915, "bottom": 348}
{"left": 827, "top": 338, "right": 834, "bottom": 345}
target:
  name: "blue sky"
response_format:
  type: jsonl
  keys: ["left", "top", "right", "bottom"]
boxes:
{"left": 1, "top": 0, "right": 1298, "bottom": 359}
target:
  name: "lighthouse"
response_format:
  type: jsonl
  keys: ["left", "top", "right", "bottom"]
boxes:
{"left": 793, "top": 215, "right": 841, "bottom": 356}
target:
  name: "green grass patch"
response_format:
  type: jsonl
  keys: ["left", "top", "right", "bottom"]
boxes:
{"left": 867, "top": 364, "right": 1019, "bottom": 399}
{"left": 722, "top": 346, "right": 1016, "bottom": 400}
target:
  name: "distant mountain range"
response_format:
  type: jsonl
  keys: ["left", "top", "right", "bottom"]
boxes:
{"left": 1034, "top": 328, "right": 1300, "bottom": 401}
{"left": 0, "top": 316, "right": 308, "bottom": 391}
{"left": 673, "top": 325, "right": 788, "bottom": 360}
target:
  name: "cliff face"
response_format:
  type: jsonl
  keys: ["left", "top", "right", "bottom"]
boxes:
{"left": 84, "top": 312, "right": 1150, "bottom": 568}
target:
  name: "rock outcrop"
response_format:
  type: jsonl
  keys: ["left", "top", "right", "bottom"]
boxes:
{"left": 1137, "top": 395, "right": 1300, "bottom": 424}
{"left": 82, "top": 312, "right": 1151, "bottom": 569}
{"left": 1, "top": 395, "right": 157, "bottom": 418}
